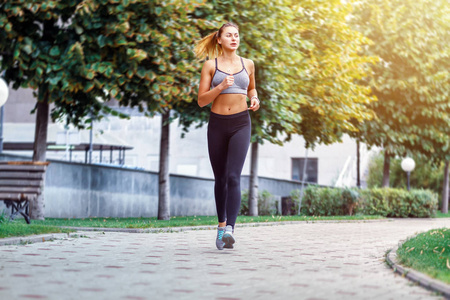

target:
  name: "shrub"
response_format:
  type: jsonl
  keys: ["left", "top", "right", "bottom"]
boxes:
{"left": 0, "top": 210, "right": 7, "bottom": 224}
{"left": 258, "top": 190, "right": 278, "bottom": 215}
{"left": 301, "top": 186, "right": 438, "bottom": 218}
{"left": 342, "top": 188, "right": 359, "bottom": 215}
{"left": 288, "top": 189, "right": 302, "bottom": 215}
{"left": 359, "top": 188, "right": 397, "bottom": 217}
{"left": 240, "top": 190, "right": 278, "bottom": 216}
{"left": 240, "top": 190, "right": 249, "bottom": 215}
{"left": 359, "top": 188, "right": 438, "bottom": 218}
{"left": 303, "top": 186, "right": 348, "bottom": 216}
{"left": 405, "top": 190, "right": 438, "bottom": 218}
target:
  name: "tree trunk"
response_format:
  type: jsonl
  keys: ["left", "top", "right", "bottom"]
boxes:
{"left": 158, "top": 110, "right": 170, "bottom": 220}
{"left": 356, "top": 139, "right": 361, "bottom": 188}
{"left": 248, "top": 142, "right": 259, "bottom": 216}
{"left": 442, "top": 161, "right": 449, "bottom": 214}
{"left": 382, "top": 150, "right": 390, "bottom": 188}
{"left": 31, "top": 100, "right": 49, "bottom": 220}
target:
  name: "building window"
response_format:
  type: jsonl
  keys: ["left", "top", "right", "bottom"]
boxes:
{"left": 292, "top": 157, "right": 318, "bottom": 183}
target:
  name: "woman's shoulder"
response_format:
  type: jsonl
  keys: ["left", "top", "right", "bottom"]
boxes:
{"left": 241, "top": 57, "right": 255, "bottom": 70}
{"left": 241, "top": 57, "right": 254, "bottom": 64}
{"left": 202, "top": 58, "right": 215, "bottom": 69}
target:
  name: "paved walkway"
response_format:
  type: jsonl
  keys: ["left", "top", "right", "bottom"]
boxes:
{"left": 0, "top": 218, "right": 449, "bottom": 300}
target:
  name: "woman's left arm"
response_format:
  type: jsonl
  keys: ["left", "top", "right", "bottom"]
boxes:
{"left": 247, "top": 59, "right": 260, "bottom": 111}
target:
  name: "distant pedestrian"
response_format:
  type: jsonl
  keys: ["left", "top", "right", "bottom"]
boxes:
{"left": 195, "top": 22, "right": 260, "bottom": 250}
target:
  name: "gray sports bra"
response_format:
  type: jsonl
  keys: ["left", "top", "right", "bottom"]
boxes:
{"left": 210, "top": 57, "right": 249, "bottom": 95}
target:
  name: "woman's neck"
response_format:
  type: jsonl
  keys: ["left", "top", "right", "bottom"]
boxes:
{"left": 221, "top": 50, "right": 238, "bottom": 62}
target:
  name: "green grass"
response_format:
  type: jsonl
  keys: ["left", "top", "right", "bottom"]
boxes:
{"left": 0, "top": 222, "right": 75, "bottom": 239}
{"left": 29, "top": 214, "right": 384, "bottom": 229}
{"left": 435, "top": 211, "right": 450, "bottom": 218}
{"left": 397, "top": 228, "right": 450, "bottom": 284}
{"left": 0, "top": 214, "right": 384, "bottom": 239}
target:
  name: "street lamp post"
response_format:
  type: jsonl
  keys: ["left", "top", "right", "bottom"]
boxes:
{"left": 401, "top": 157, "right": 416, "bottom": 191}
{"left": 0, "top": 77, "right": 10, "bottom": 153}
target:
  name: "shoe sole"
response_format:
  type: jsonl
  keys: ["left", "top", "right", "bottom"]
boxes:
{"left": 222, "top": 233, "right": 235, "bottom": 248}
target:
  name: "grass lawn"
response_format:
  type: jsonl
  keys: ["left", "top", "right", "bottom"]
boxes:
{"left": 31, "top": 214, "right": 385, "bottom": 229}
{"left": 397, "top": 228, "right": 450, "bottom": 284}
{"left": 0, "top": 214, "right": 384, "bottom": 239}
{"left": 0, "top": 222, "right": 75, "bottom": 239}
{"left": 436, "top": 211, "right": 450, "bottom": 218}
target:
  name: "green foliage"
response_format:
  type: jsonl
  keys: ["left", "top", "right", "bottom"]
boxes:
{"left": 258, "top": 190, "right": 279, "bottom": 216}
{"left": 302, "top": 186, "right": 358, "bottom": 216}
{"left": 359, "top": 188, "right": 437, "bottom": 218}
{"left": 397, "top": 228, "right": 450, "bottom": 284}
{"left": 240, "top": 189, "right": 278, "bottom": 216}
{"left": 0, "top": 0, "right": 378, "bottom": 144}
{"left": 240, "top": 190, "right": 249, "bottom": 215}
{"left": 407, "top": 190, "right": 439, "bottom": 218}
{"left": 288, "top": 189, "right": 302, "bottom": 215}
{"left": 0, "top": 221, "right": 74, "bottom": 239}
{"left": 2, "top": 215, "right": 384, "bottom": 238}
{"left": 436, "top": 212, "right": 450, "bottom": 218}
{"left": 0, "top": 210, "right": 7, "bottom": 224}
{"left": 0, "top": 0, "right": 207, "bottom": 129}
{"left": 352, "top": 0, "right": 450, "bottom": 162}
{"left": 302, "top": 185, "right": 437, "bottom": 217}
{"left": 366, "top": 152, "right": 385, "bottom": 188}
{"left": 367, "top": 152, "right": 445, "bottom": 202}
{"left": 358, "top": 188, "right": 391, "bottom": 216}
{"left": 198, "top": 0, "right": 376, "bottom": 147}
{"left": 289, "top": 0, "right": 378, "bottom": 148}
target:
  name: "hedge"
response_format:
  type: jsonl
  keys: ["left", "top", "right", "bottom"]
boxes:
{"left": 300, "top": 186, "right": 437, "bottom": 218}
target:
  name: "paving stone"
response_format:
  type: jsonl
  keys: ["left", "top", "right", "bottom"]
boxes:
{"left": 0, "top": 219, "right": 449, "bottom": 299}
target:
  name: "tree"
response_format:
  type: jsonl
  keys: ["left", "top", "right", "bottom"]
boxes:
{"left": 0, "top": 1, "right": 138, "bottom": 218}
{"left": 0, "top": 0, "right": 206, "bottom": 220}
{"left": 352, "top": 0, "right": 450, "bottom": 188}
{"left": 442, "top": 161, "right": 449, "bottom": 214}
{"left": 131, "top": 1, "right": 208, "bottom": 220}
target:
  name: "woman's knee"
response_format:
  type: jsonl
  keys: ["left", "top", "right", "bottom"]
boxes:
{"left": 227, "top": 173, "right": 240, "bottom": 188}
{"left": 215, "top": 177, "right": 227, "bottom": 189}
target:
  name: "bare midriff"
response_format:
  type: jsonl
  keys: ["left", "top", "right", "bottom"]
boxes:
{"left": 211, "top": 94, "right": 247, "bottom": 115}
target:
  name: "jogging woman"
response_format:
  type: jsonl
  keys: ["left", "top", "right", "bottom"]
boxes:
{"left": 195, "top": 22, "right": 260, "bottom": 250}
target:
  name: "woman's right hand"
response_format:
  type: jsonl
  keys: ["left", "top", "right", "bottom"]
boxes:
{"left": 219, "top": 75, "right": 234, "bottom": 91}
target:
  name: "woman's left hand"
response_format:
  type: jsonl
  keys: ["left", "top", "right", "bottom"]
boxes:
{"left": 248, "top": 97, "right": 260, "bottom": 111}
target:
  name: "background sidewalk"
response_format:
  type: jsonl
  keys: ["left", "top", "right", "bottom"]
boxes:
{"left": 0, "top": 218, "right": 448, "bottom": 300}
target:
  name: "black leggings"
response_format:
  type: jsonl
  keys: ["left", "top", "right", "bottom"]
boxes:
{"left": 207, "top": 110, "right": 251, "bottom": 229}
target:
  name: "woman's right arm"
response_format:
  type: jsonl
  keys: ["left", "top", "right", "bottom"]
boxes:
{"left": 197, "top": 60, "right": 233, "bottom": 107}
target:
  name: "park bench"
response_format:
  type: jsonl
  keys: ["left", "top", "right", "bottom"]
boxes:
{"left": 0, "top": 161, "right": 49, "bottom": 224}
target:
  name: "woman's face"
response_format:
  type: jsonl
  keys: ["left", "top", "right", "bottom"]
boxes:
{"left": 219, "top": 26, "right": 240, "bottom": 50}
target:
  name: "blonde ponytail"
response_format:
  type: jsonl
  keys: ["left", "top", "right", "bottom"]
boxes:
{"left": 194, "top": 31, "right": 222, "bottom": 60}
{"left": 194, "top": 22, "right": 239, "bottom": 60}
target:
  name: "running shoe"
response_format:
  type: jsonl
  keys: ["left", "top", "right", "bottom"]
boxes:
{"left": 216, "top": 226, "right": 226, "bottom": 250}
{"left": 223, "top": 225, "right": 235, "bottom": 249}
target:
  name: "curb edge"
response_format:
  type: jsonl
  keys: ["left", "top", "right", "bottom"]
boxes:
{"left": 386, "top": 244, "right": 450, "bottom": 299}
{"left": 0, "top": 233, "right": 71, "bottom": 246}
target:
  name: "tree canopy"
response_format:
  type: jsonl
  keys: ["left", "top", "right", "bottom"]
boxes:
{"left": 352, "top": 0, "right": 450, "bottom": 162}
{"left": 196, "top": 0, "right": 377, "bottom": 148}
{"left": 0, "top": 0, "right": 206, "bottom": 127}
